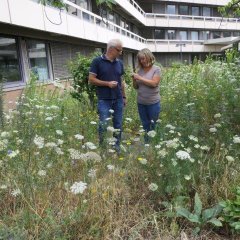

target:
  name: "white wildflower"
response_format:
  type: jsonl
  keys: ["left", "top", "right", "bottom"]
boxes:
{"left": 90, "top": 121, "right": 97, "bottom": 125}
{"left": 38, "top": 170, "right": 46, "bottom": 176}
{"left": 138, "top": 158, "right": 147, "bottom": 165}
{"left": 107, "top": 126, "right": 115, "bottom": 132}
{"left": 209, "top": 127, "right": 217, "bottom": 133}
{"left": 1, "top": 131, "right": 10, "bottom": 138}
{"left": 109, "top": 109, "right": 114, "bottom": 113}
{"left": 188, "top": 135, "right": 198, "bottom": 142}
{"left": 79, "top": 152, "right": 102, "bottom": 162}
{"left": 74, "top": 134, "right": 84, "bottom": 140}
{"left": 45, "top": 142, "right": 57, "bottom": 148}
{"left": 84, "top": 142, "right": 97, "bottom": 150}
{"left": 158, "top": 149, "right": 167, "bottom": 158}
{"left": 166, "top": 124, "right": 176, "bottom": 130}
{"left": 233, "top": 136, "right": 240, "bottom": 144}
{"left": 0, "top": 185, "right": 7, "bottom": 189}
{"left": 11, "top": 188, "right": 21, "bottom": 197}
{"left": 45, "top": 117, "right": 53, "bottom": 121}
{"left": 148, "top": 183, "right": 158, "bottom": 191}
{"left": 87, "top": 169, "right": 96, "bottom": 178}
{"left": 33, "top": 135, "right": 44, "bottom": 149}
{"left": 68, "top": 148, "right": 81, "bottom": 159}
{"left": 70, "top": 181, "right": 87, "bottom": 194}
{"left": 107, "top": 164, "right": 115, "bottom": 170}
{"left": 125, "top": 117, "right": 132, "bottom": 122}
{"left": 214, "top": 113, "right": 221, "bottom": 118}
{"left": 184, "top": 175, "right": 191, "bottom": 180}
{"left": 8, "top": 150, "right": 19, "bottom": 158}
{"left": 200, "top": 145, "right": 210, "bottom": 151}
{"left": 56, "top": 130, "right": 63, "bottom": 136}
{"left": 176, "top": 150, "right": 191, "bottom": 160}
{"left": 55, "top": 147, "right": 64, "bottom": 155}
{"left": 214, "top": 123, "right": 221, "bottom": 128}
{"left": 226, "top": 156, "right": 234, "bottom": 162}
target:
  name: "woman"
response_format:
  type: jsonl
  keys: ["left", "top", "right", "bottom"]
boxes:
{"left": 132, "top": 48, "right": 161, "bottom": 142}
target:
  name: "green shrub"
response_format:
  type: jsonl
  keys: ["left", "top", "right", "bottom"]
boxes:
{"left": 68, "top": 52, "right": 101, "bottom": 109}
{"left": 220, "top": 187, "right": 240, "bottom": 234}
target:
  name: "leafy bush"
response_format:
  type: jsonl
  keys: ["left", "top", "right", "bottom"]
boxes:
{"left": 177, "top": 193, "right": 223, "bottom": 235}
{"left": 220, "top": 187, "right": 240, "bottom": 234}
{"left": 68, "top": 52, "right": 100, "bottom": 108}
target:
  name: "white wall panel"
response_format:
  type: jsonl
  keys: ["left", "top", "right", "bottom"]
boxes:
{"left": 8, "top": 0, "right": 45, "bottom": 30}
{"left": 0, "top": 0, "right": 11, "bottom": 23}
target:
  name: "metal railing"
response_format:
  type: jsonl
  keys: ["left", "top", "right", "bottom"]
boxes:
{"left": 146, "top": 13, "right": 240, "bottom": 24}
{"left": 64, "top": 0, "right": 146, "bottom": 43}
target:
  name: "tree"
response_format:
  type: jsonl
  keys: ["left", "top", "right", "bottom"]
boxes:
{"left": 219, "top": 0, "right": 240, "bottom": 17}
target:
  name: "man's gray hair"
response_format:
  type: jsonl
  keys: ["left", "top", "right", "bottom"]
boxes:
{"left": 107, "top": 39, "right": 123, "bottom": 50}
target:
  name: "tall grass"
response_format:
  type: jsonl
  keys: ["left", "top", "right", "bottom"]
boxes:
{"left": 0, "top": 59, "right": 239, "bottom": 239}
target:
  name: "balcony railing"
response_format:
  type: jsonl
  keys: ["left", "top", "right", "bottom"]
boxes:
{"left": 146, "top": 39, "right": 223, "bottom": 52}
{"left": 65, "top": 0, "right": 146, "bottom": 44}
{"left": 146, "top": 13, "right": 240, "bottom": 30}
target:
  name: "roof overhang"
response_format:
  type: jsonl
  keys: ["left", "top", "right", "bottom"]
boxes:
{"left": 204, "top": 37, "right": 239, "bottom": 45}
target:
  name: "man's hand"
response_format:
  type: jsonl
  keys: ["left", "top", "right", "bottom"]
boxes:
{"left": 108, "top": 81, "right": 118, "bottom": 88}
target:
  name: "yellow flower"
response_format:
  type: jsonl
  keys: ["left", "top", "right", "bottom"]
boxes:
{"left": 119, "top": 157, "right": 124, "bottom": 161}
{"left": 119, "top": 171, "right": 125, "bottom": 177}
{"left": 126, "top": 142, "right": 131, "bottom": 145}
{"left": 137, "top": 157, "right": 143, "bottom": 161}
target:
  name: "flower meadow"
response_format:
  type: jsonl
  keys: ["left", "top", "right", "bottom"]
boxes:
{"left": 0, "top": 58, "right": 240, "bottom": 239}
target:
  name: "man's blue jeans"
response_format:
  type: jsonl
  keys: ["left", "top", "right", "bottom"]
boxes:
{"left": 97, "top": 98, "right": 123, "bottom": 148}
{"left": 138, "top": 101, "right": 161, "bottom": 142}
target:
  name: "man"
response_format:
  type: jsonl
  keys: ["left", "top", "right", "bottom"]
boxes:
{"left": 89, "top": 39, "right": 126, "bottom": 152}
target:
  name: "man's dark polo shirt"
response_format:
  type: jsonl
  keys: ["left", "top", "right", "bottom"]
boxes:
{"left": 89, "top": 55, "right": 124, "bottom": 100}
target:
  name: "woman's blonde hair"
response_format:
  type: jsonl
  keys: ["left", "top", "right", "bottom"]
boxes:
{"left": 137, "top": 48, "right": 155, "bottom": 68}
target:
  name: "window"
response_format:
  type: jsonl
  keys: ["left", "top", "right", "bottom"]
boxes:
{"left": 233, "top": 32, "right": 240, "bottom": 37}
{"left": 27, "top": 40, "right": 50, "bottom": 81}
{"left": 223, "top": 32, "right": 231, "bottom": 38}
{"left": 191, "top": 31, "right": 199, "bottom": 40}
{"left": 203, "top": 7, "right": 211, "bottom": 17}
{"left": 168, "top": 30, "right": 176, "bottom": 39}
{"left": 155, "top": 29, "right": 165, "bottom": 39}
{"left": 68, "top": 0, "right": 91, "bottom": 20}
{"left": 167, "top": 5, "right": 176, "bottom": 15}
{"left": 179, "top": 31, "right": 187, "bottom": 40}
{"left": 202, "top": 31, "right": 210, "bottom": 40}
{"left": 192, "top": 7, "right": 200, "bottom": 16}
{"left": 213, "top": 31, "right": 221, "bottom": 39}
{"left": 0, "top": 36, "right": 22, "bottom": 82}
{"left": 179, "top": 5, "right": 189, "bottom": 15}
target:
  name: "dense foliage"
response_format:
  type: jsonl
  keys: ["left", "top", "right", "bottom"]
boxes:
{"left": 0, "top": 56, "right": 239, "bottom": 239}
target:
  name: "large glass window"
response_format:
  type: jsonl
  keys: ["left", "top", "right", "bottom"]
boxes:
{"left": 168, "top": 30, "right": 176, "bottom": 39}
{"left": 167, "top": 5, "right": 176, "bottom": 15}
{"left": 202, "top": 31, "right": 210, "bottom": 40}
{"left": 203, "top": 7, "right": 211, "bottom": 17}
{"left": 192, "top": 7, "right": 200, "bottom": 16}
{"left": 213, "top": 31, "right": 221, "bottom": 39}
{"left": 27, "top": 40, "right": 50, "bottom": 81}
{"left": 223, "top": 32, "right": 231, "bottom": 38}
{"left": 0, "top": 36, "right": 22, "bottom": 82}
{"left": 191, "top": 31, "right": 199, "bottom": 40}
{"left": 155, "top": 29, "right": 165, "bottom": 39}
{"left": 179, "top": 31, "right": 188, "bottom": 40}
{"left": 233, "top": 32, "right": 240, "bottom": 37}
{"left": 179, "top": 5, "right": 189, "bottom": 15}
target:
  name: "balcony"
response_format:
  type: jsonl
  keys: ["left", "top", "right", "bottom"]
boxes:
{"left": 146, "top": 14, "right": 240, "bottom": 31}
{"left": 146, "top": 40, "right": 222, "bottom": 53}
{"left": 0, "top": 0, "right": 146, "bottom": 51}
{"left": 114, "top": 0, "right": 146, "bottom": 25}
{"left": 152, "top": 0, "right": 231, "bottom": 6}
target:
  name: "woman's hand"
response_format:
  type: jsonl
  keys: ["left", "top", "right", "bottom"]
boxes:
{"left": 132, "top": 73, "right": 141, "bottom": 81}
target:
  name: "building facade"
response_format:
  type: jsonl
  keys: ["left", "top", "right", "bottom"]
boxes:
{"left": 0, "top": 0, "right": 239, "bottom": 97}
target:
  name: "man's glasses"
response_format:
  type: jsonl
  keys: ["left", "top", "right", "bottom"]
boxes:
{"left": 114, "top": 47, "right": 123, "bottom": 53}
